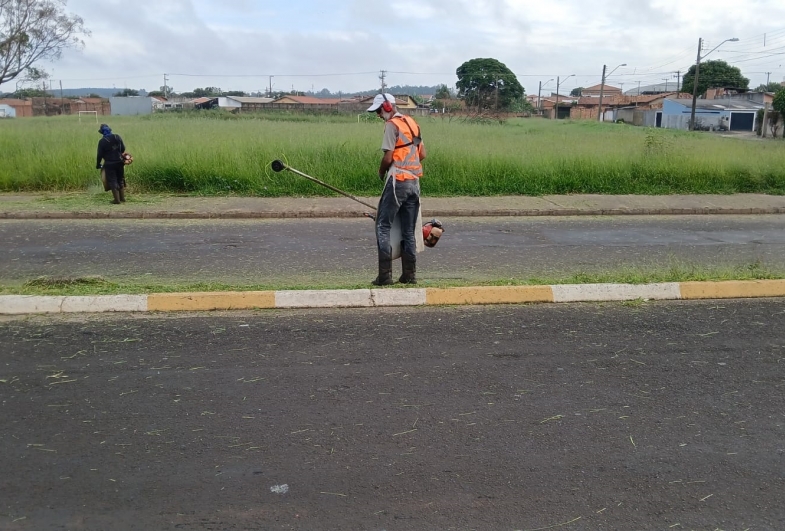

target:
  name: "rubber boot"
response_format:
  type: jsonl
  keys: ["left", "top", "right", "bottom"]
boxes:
{"left": 111, "top": 189, "right": 121, "bottom": 205}
{"left": 372, "top": 259, "right": 394, "bottom": 286}
{"left": 398, "top": 254, "right": 417, "bottom": 284}
{"left": 119, "top": 187, "right": 126, "bottom": 203}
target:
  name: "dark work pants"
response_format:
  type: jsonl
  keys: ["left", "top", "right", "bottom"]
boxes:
{"left": 376, "top": 177, "right": 420, "bottom": 262}
{"left": 104, "top": 163, "right": 126, "bottom": 191}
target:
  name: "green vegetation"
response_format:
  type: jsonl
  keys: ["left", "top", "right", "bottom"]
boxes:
{"left": 2, "top": 261, "right": 781, "bottom": 296}
{"left": 2, "top": 113, "right": 785, "bottom": 196}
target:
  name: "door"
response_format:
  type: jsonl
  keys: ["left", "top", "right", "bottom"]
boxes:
{"left": 656, "top": 112, "right": 662, "bottom": 128}
{"left": 729, "top": 112, "right": 754, "bottom": 131}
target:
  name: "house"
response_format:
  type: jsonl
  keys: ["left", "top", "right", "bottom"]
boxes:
{"left": 356, "top": 94, "right": 419, "bottom": 110}
{"left": 570, "top": 92, "right": 688, "bottom": 121}
{"left": 624, "top": 82, "right": 682, "bottom": 96}
{"left": 580, "top": 84, "right": 622, "bottom": 98}
{"left": 110, "top": 96, "right": 156, "bottom": 115}
{"left": 0, "top": 98, "right": 32, "bottom": 117}
{"left": 0, "top": 103, "right": 16, "bottom": 117}
{"left": 660, "top": 98, "right": 763, "bottom": 131}
{"left": 271, "top": 95, "right": 340, "bottom": 105}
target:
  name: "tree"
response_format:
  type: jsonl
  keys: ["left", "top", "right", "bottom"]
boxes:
{"left": 224, "top": 90, "right": 245, "bottom": 97}
{"left": 570, "top": 87, "right": 584, "bottom": 97}
{"left": 772, "top": 89, "right": 785, "bottom": 138}
{"left": 0, "top": 0, "right": 88, "bottom": 86}
{"left": 113, "top": 88, "right": 138, "bottom": 97}
{"left": 755, "top": 82, "right": 785, "bottom": 93}
{"left": 455, "top": 58, "right": 524, "bottom": 111}
{"left": 435, "top": 84, "right": 452, "bottom": 100}
{"left": 681, "top": 60, "right": 748, "bottom": 96}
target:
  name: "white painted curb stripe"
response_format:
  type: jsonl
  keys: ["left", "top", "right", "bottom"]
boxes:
{"left": 551, "top": 282, "right": 682, "bottom": 303}
{"left": 60, "top": 295, "right": 148, "bottom": 313}
{"left": 371, "top": 288, "right": 427, "bottom": 306}
{"left": 0, "top": 295, "right": 67, "bottom": 314}
{"left": 275, "top": 289, "right": 373, "bottom": 308}
{"left": 0, "top": 295, "right": 149, "bottom": 314}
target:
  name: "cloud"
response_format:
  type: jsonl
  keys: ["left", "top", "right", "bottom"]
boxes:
{"left": 10, "top": 0, "right": 785, "bottom": 95}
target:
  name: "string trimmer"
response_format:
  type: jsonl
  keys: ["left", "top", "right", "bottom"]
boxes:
{"left": 270, "top": 160, "right": 443, "bottom": 258}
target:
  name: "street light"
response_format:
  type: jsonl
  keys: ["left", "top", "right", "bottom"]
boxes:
{"left": 597, "top": 63, "right": 626, "bottom": 121}
{"left": 689, "top": 37, "right": 739, "bottom": 130}
{"left": 554, "top": 74, "right": 575, "bottom": 119}
{"left": 538, "top": 78, "right": 553, "bottom": 114}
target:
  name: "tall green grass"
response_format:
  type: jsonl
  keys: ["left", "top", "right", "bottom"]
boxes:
{"left": 1, "top": 113, "right": 784, "bottom": 195}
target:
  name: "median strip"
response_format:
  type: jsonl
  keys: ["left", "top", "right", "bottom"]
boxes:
{"left": 2, "top": 281, "right": 784, "bottom": 314}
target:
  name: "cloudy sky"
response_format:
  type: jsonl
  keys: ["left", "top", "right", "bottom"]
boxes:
{"left": 8, "top": 0, "right": 785, "bottom": 96}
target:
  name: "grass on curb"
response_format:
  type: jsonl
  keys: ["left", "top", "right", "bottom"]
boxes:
{"left": 2, "top": 262, "right": 782, "bottom": 296}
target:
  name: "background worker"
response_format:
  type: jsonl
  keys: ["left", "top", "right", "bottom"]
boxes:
{"left": 96, "top": 123, "right": 127, "bottom": 204}
{"left": 366, "top": 93, "right": 427, "bottom": 285}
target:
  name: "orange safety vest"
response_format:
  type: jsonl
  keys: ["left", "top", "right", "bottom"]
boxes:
{"left": 388, "top": 115, "right": 423, "bottom": 181}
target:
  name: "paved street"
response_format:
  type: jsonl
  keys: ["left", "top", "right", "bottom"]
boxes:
{"left": 2, "top": 215, "right": 785, "bottom": 286}
{"left": 1, "top": 300, "right": 784, "bottom": 530}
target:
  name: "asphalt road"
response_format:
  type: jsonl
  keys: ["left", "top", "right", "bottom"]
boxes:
{"left": 1, "top": 300, "right": 784, "bottom": 530}
{"left": 1, "top": 215, "right": 785, "bottom": 286}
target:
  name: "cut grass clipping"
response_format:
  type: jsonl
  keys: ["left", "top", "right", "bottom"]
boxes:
{"left": 3, "top": 262, "right": 782, "bottom": 296}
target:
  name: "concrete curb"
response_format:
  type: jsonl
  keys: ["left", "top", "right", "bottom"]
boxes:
{"left": 2, "top": 280, "right": 784, "bottom": 314}
{"left": 3, "top": 207, "right": 785, "bottom": 220}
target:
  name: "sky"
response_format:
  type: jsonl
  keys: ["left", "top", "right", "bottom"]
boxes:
{"left": 5, "top": 0, "right": 785, "bottom": 96}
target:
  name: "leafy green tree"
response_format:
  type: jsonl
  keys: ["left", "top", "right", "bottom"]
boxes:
{"left": 570, "top": 87, "right": 584, "bottom": 97}
{"left": 756, "top": 82, "right": 785, "bottom": 92}
{"left": 456, "top": 58, "right": 524, "bottom": 111}
{"left": 224, "top": 90, "right": 245, "bottom": 97}
{"left": 113, "top": 88, "right": 139, "bottom": 97}
{"left": 0, "top": 0, "right": 89, "bottom": 85}
{"left": 148, "top": 90, "right": 165, "bottom": 97}
{"left": 681, "top": 60, "right": 748, "bottom": 96}
{"left": 772, "top": 89, "right": 785, "bottom": 138}
{"left": 14, "top": 87, "right": 48, "bottom": 97}
{"left": 435, "top": 84, "right": 452, "bottom": 99}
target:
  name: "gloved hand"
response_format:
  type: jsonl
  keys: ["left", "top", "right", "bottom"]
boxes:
{"left": 96, "top": 163, "right": 102, "bottom": 170}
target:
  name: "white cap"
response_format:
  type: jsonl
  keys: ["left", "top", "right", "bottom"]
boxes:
{"left": 366, "top": 93, "right": 396, "bottom": 112}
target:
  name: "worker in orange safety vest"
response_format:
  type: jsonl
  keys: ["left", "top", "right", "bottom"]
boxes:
{"left": 366, "top": 92, "right": 427, "bottom": 285}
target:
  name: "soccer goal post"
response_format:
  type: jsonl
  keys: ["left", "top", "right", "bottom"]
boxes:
{"left": 78, "top": 110, "right": 98, "bottom": 123}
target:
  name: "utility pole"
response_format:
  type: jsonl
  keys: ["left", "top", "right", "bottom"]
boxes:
{"left": 637, "top": 80, "right": 641, "bottom": 95}
{"left": 379, "top": 70, "right": 387, "bottom": 93}
{"left": 597, "top": 64, "right": 607, "bottom": 121}
{"left": 662, "top": 78, "right": 669, "bottom": 92}
{"left": 268, "top": 76, "right": 274, "bottom": 97}
{"left": 537, "top": 81, "right": 542, "bottom": 113}
{"left": 554, "top": 76, "right": 560, "bottom": 119}
{"left": 689, "top": 37, "right": 703, "bottom": 131}
{"left": 762, "top": 102, "right": 770, "bottom": 138}
{"left": 766, "top": 72, "right": 771, "bottom": 86}
{"left": 163, "top": 73, "right": 168, "bottom": 98}
{"left": 675, "top": 71, "right": 681, "bottom": 93}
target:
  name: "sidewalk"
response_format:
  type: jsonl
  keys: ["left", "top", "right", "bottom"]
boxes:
{"left": 2, "top": 193, "right": 785, "bottom": 219}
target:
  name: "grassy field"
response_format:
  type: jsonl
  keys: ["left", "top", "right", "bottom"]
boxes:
{"left": 2, "top": 111, "right": 785, "bottom": 196}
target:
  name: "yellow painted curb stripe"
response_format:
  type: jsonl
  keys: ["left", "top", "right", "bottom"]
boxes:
{"left": 425, "top": 286, "right": 554, "bottom": 305}
{"left": 147, "top": 291, "right": 276, "bottom": 311}
{"left": 679, "top": 280, "right": 785, "bottom": 300}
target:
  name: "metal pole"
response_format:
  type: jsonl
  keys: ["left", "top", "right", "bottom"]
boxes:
{"left": 597, "top": 65, "right": 607, "bottom": 121}
{"left": 554, "top": 77, "right": 560, "bottom": 119}
{"left": 271, "top": 160, "right": 377, "bottom": 211}
{"left": 537, "top": 81, "right": 542, "bottom": 114}
{"left": 689, "top": 38, "right": 702, "bottom": 131}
